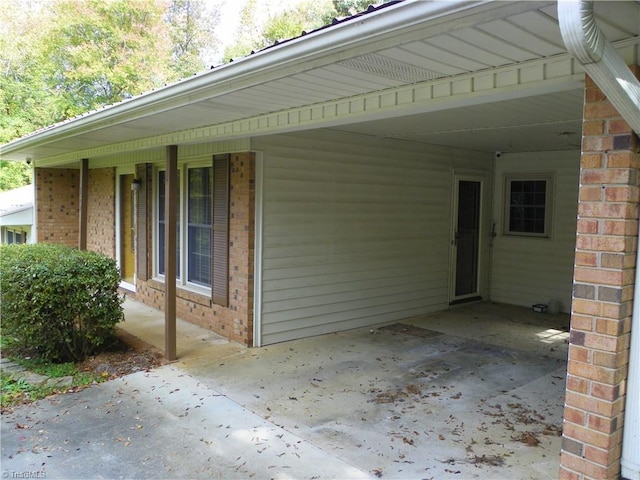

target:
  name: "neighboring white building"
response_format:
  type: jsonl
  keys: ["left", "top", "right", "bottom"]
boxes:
{"left": 0, "top": 185, "right": 34, "bottom": 244}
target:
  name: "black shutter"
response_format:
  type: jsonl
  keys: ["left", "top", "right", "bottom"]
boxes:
{"left": 212, "top": 154, "right": 230, "bottom": 306}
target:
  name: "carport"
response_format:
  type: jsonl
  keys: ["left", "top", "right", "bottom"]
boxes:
{"left": 119, "top": 298, "right": 569, "bottom": 479}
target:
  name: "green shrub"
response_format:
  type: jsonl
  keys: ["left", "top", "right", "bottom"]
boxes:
{"left": 0, "top": 243, "right": 124, "bottom": 362}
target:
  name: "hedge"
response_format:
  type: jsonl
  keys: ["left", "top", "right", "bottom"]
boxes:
{"left": 0, "top": 243, "right": 124, "bottom": 362}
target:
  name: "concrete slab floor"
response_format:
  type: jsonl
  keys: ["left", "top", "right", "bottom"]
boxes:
{"left": 1, "top": 365, "right": 370, "bottom": 479}
{"left": 1, "top": 300, "right": 569, "bottom": 479}
{"left": 119, "top": 299, "right": 569, "bottom": 479}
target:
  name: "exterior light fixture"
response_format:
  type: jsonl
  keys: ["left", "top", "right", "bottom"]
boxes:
{"left": 131, "top": 179, "right": 142, "bottom": 191}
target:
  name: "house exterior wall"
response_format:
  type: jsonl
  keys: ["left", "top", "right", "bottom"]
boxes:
{"left": 35, "top": 168, "right": 79, "bottom": 246}
{"left": 491, "top": 151, "right": 580, "bottom": 313}
{"left": 560, "top": 66, "right": 640, "bottom": 480}
{"left": 87, "top": 167, "right": 116, "bottom": 257}
{"left": 133, "top": 152, "right": 255, "bottom": 345}
{"left": 253, "top": 130, "right": 493, "bottom": 345}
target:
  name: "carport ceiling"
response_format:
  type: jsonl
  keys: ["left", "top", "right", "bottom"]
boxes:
{"left": 329, "top": 89, "right": 585, "bottom": 153}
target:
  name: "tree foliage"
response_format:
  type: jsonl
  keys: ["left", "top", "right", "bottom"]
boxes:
{"left": 223, "top": 0, "right": 393, "bottom": 62}
{"left": 0, "top": 2, "right": 58, "bottom": 143}
{"left": 166, "top": 0, "right": 220, "bottom": 75}
{"left": 224, "top": 0, "right": 332, "bottom": 62}
{"left": 0, "top": 0, "right": 220, "bottom": 189}
{"left": 0, "top": 161, "right": 32, "bottom": 192}
{"left": 42, "top": 0, "right": 189, "bottom": 119}
{"left": 0, "top": 0, "right": 219, "bottom": 142}
{"left": 327, "top": 0, "right": 383, "bottom": 19}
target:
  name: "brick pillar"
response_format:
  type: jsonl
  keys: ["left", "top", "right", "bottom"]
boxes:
{"left": 35, "top": 168, "right": 80, "bottom": 246}
{"left": 561, "top": 65, "right": 640, "bottom": 479}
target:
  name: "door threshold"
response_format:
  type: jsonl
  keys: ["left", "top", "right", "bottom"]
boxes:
{"left": 449, "top": 296, "right": 482, "bottom": 306}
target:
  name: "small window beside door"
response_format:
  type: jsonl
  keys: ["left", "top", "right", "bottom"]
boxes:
{"left": 504, "top": 174, "right": 553, "bottom": 238}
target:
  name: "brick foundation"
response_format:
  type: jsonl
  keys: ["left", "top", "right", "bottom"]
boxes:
{"left": 561, "top": 65, "right": 640, "bottom": 480}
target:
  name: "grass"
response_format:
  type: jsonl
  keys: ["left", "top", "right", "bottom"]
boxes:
{"left": 0, "top": 350, "right": 108, "bottom": 411}
{"left": 12, "top": 357, "right": 78, "bottom": 377}
{"left": 0, "top": 372, "right": 57, "bottom": 408}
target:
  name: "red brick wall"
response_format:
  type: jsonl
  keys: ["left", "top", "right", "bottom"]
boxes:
{"left": 87, "top": 168, "right": 116, "bottom": 257}
{"left": 561, "top": 65, "right": 640, "bottom": 480}
{"left": 35, "top": 168, "right": 79, "bottom": 246}
{"left": 134, "top": 153, "right": 255, "bottom": 345}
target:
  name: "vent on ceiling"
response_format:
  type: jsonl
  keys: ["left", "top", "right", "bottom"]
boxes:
{"left": 338, "top": 54, "right": 445, "bottom": 84}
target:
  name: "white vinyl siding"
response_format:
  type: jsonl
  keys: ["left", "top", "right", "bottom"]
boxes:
{"left": 490, "top": 151, "right": 579, "bottom": 313}
{"left": 253, "top": 130, "right": 492, "bottom": 345}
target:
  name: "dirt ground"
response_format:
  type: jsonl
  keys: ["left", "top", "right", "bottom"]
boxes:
{"left": 75, "top": 328, "right": 166, "bottom": 378}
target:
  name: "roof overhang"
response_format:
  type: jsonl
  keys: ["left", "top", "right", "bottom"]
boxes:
{"left": 1, "top": 0, "right": 638, "bottom": 164}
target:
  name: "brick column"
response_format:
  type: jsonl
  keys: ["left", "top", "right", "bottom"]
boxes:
{"left": 35, "top": 168, "right": 80, "bottom": 246}
{"left": 561, "top": 66, "right": 640, "bottom": 479}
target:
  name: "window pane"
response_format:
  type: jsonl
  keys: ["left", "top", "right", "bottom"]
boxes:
{"left": 508, "top": 179, "right": 547, "bottom": 234}
{"left": 157, "top": 170, "right": 180, "bottom": 277}
{"left": 187, "top": 167, "right": 213, "bottom": 286}
{"left": 188, "top": 226, "right": 211, "bottom": 286}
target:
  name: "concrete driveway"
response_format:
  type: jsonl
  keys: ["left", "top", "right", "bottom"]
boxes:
{"left": 1, "top": 300, "right": 569, "bottom": 479}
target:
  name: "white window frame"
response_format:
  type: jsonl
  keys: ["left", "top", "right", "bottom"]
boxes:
{"left": 503, "top": 173, "right": 554, "bottom": 238}
{"left": 154, "top": 160, "right": 213, "bottom": 295}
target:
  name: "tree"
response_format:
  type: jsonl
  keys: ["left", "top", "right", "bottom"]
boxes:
{"left": 222, "top": 0, "right": 262, "bottom": 62}
{"left": 326, "top": 0, "right": 386, "bottom": 20}
{"left": 0, "top": 0, "right": 222, "bottom": 130}
{"left": 0, "top": 1, "right": 47, "bottom": 189}
{"left": 40, "top": 0, "right": 180, "bottom": 119}
{"left": 262, "top": 1, "right": 333, "bottom": 45}
{"left": 166, "top": 0, "right": 221, "bottom": 74}
{"left": 0, "top": 1, "right": 58, "bottom": 143}
{"left": 223, "top": 0, "right": 393, "bottom": 63}
{"left": 0, "top": 161, "right": 32, "bottom": 191}
{"left": 223, "top": 0, "right": 334, "bottom": 62}
{"left": 0, "top": 0, "right": 220, "bottom": 192}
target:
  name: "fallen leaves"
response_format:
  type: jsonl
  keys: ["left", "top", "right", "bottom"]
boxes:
{"left": 470, "top": 454, "right": 505, "bottom": 466}
{"left": 115, "top": 436, "right": 131, "bottom": 447}
{"left": 405, "top": 384, "right": 421, "bottom": 395}
{"left": 372, "top": 384, "right": 421, "bottom": 404}
{"left": 512, "top": 431, "right": 540, "bottom": 447}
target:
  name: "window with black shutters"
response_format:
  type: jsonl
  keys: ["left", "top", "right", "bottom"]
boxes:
{"left": 155, "top": 155, "right": 229, "bottom": 306}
